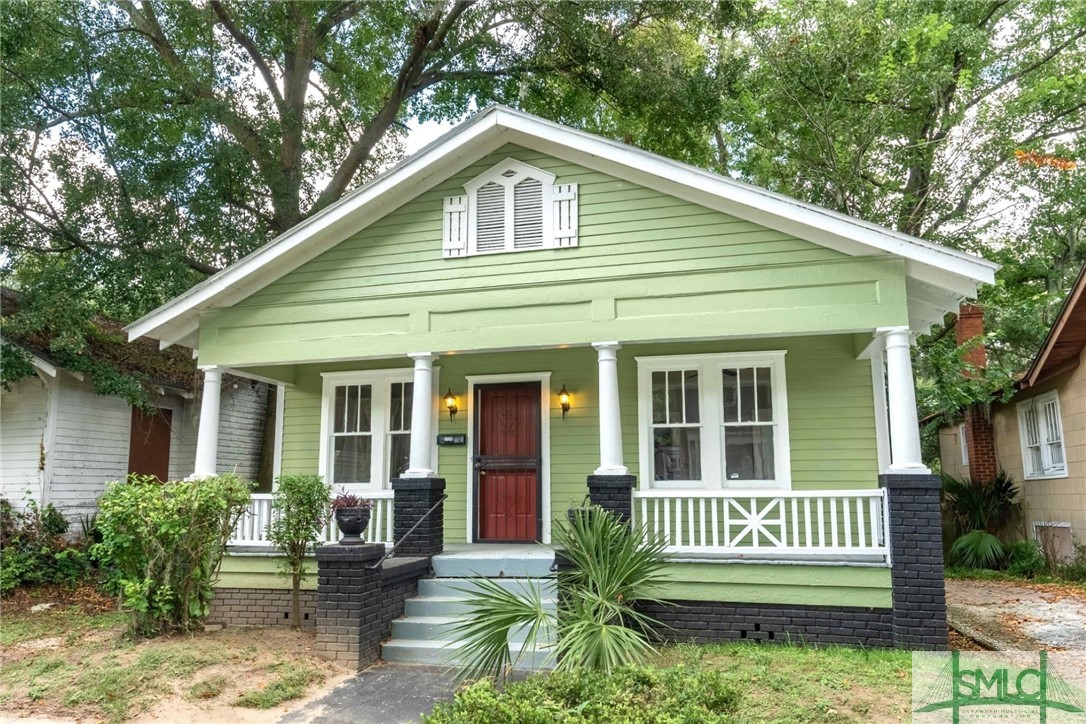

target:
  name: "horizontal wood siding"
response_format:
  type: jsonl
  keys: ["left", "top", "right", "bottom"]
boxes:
{"left": 217, "top": 381, "right": 269, "bottom": 482}
{"left": 200, "top": 145, "right": 909, "bottom": 367}
{"left": 0, "top": 377, "right": 48, "bottom": 510}
{"left": 49, "top": 375, "right": 131, "bottom": 519}
{"left": 279, "top": 334, "right": 878, "bottom": 544}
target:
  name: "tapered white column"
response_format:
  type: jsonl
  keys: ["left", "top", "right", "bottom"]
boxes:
{"left": 881, "top": 328, "right": 930, "bottom": 473}
{"left": 192, "top": 367, "right": 222, "bottom": 478}
{"left": 593, "top": 342, "right": 628, "bottom": 475}
{"left": 404, "top": 352, "right": 436, "bottom": 478}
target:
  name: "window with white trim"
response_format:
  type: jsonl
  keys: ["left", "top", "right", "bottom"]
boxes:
{"left": 320, "top": 370, "right": 429, "bottom": 488}
{"left": 442, "top": 158, "right": 578, "bottom": 257}
{"left": 959, "top": 423, "right": 969, "bottom": 466}
{"left": 638, "top": 352, "right": 790, "bottom": 489}
{"left": 1017, "top": 391, "right": 1067, "bottom": 479}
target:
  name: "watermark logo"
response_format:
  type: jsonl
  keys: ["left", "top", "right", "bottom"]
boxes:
{"left": 914, "top": 651, "right": 1086, "bottom": 723}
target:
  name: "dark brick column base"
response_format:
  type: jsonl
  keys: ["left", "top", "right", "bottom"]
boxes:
{"left": 586, "top": 474, "right": 636, "bottom": 523}
{"left": 880, "top": 473, "right": 947, "bottom": 650}
{"left": 392, "top": 477, "right": 445, "bottom": 557}
{"left": 314, "top": 543, "right": 384, "bottom": 668}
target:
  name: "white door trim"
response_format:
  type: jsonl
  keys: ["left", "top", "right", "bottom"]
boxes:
{"left": 465, "top": 372, "right": 552, "bottom": 544}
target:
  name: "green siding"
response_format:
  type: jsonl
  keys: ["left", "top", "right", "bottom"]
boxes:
{"left": 199, "top": 145, "right": 909, "bottom": 367}
{"left": 219, "top": 555, "right": 316, "bottom": 590}
{"left": 275, "top": 334, "right": 879, "bottom": 545}
{"left": 657, "top": 563, "right": 890, "bottom": 607}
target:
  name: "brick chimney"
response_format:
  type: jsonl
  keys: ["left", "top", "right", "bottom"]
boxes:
{"left": 955, "top": 303, "right": 997, "bottom": 484}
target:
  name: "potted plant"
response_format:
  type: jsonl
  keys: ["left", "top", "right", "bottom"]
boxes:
{"left": 331, "top": 493, "right": 374, "bottom": 544}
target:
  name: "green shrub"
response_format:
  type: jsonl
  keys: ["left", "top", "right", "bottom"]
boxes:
{"left": 450, "top": 506, "right": 669, "bottom": 681}
{"left": 266, "top": 474, "right": 330, "bottom": 629}
{"left": 942, "top": 470, "right": 1022, "bottom": 570}
{"left": 92, "top": 474, "right": 251, "bottom": 636}
{"left": 1006, "top": 540, "right": 1046, "bottom": 578}
{"left": 424, "top": 665, "right": 741, "bottom": 723}
{"left": 1053, "top": 542, "right": 1086, "bottom": 583}
{"left": 0, "top": 499, "right": 91, "bottom": 593}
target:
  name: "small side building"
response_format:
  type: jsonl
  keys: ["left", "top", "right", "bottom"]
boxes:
{"left": 938, "top": 265, "right": 1086, "bottom": 559}
{"left": 1, "top": 297, "right": 271, "bottom": 522}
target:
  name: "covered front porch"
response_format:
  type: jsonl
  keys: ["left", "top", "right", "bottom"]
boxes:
{"left": 215, "top": 328, "right": 927, "bottom": 569}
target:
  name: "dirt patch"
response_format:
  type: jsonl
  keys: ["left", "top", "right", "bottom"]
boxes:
{"left": 0, "top": 609, "right": 349, "bottom": 723}
{"left": 947, "top": 627, "right": 985, "bottom": 651}
{"left": 946, "top": 579, "right": 1086, "bottom": 650}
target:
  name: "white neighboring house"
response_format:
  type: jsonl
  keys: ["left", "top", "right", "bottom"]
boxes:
{"left": 1, "top": 336, "right": 270, "bottom": 522}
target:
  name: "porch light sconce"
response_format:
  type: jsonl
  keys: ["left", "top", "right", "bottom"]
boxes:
{"left": 443, "top": 388, "right": 459, "bottom": 420}
{"left": 558, "top": 385, "right": 572, "bottom": 419}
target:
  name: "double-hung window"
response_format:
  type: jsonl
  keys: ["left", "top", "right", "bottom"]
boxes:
{"left": 638, "top": 352, "right": 790, "bottom": 489}
{"left": 320, "top": 370, "right": 434, "bottom": 489}
{"left": 1017, "top": 391, "right": 1067, "bottom": 479}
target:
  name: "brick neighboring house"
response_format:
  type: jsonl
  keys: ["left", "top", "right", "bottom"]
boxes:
{"left": 937, "top": 264, "right": 1086, "bottom": 560}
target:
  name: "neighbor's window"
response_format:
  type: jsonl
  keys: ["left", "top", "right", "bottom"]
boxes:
{"left": 638, "top": 352, "right": 790, "bottom": 489}
{"left": 1017, "top": 391, "right": 1066, "bottom": 479}
{"left": 959, "top": 423, "right": 969, "bottom": 466}
{"left": 321, "top": 371, "right": 424, "bottom": 487}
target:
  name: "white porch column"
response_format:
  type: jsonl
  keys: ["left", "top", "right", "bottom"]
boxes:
{"left": 404, "top": 352, "right": 436, "bottom": 478}
{"left": 593, "top": 341, "right": 628, "bottom": 475}
{"left": 881, "top": 327, "right": 930, "bottom": 473}
{"left": 192, "top": 367, "right": 222, "bottom": 478}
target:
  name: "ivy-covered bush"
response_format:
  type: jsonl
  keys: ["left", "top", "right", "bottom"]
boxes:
{"left": 424, "top": 665, "right": 740, "bottom": 723}
{"left": 93, "top": 474, "right": 251, "bottom": 636}
{"left": 0, "top": 500, "right": 92, "bottom": 593}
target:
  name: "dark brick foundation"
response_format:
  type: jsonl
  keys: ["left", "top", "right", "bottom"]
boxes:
{"left": 640, "top": 600, "right": 893, "bottom": 647}
{"left": 586, "top": 475, "right": 636, "bottom": 522}
{"left": 208, "top": 587, "right": 318, "bottom": 629}
{"left": 392, "top": 477, "right": 445, "bottom": 556}
{"left": 881, "top": 473, "right": 948, "bottom": 650}
{"left": 314, "top": 543, "right": 431, "bottom": 669}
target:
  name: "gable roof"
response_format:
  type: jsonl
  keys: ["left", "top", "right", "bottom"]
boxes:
{"left": 1020, "top": 262, "right": 1086, "bottom": 389}
{"left": 126, "top": 105, "right": 998, "bottom": 349}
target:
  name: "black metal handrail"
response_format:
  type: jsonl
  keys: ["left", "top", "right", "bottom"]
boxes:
{"left": 367, "top": 493, "right": 448, "bottom": 569}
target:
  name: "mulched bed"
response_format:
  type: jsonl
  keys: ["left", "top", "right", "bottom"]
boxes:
{"left": 1, "top": 583, "right": 116, "bottom": 615}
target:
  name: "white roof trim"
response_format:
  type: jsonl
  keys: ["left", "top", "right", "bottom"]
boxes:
{"left": 1, "top": 336, "right": 56, "bottom": 377}
{"left": 127, "top": 105, "right": 997, "bottom": 344}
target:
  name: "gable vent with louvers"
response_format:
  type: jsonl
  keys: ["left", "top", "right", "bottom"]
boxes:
{"left": 442, "top": 158, "right": 577, "bottom": 258}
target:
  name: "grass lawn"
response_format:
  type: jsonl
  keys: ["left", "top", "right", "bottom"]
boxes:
{"left": 0, "top": 591, "right": 347, "bottom": 723}
{"left": 653, "top": 643, "right": 913, "bottom": 722}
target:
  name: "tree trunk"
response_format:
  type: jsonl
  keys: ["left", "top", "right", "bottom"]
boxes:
{"left": 292, "top": 571, "right": 302, "bottom": 630}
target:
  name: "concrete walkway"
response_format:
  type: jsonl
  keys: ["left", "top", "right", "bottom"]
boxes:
{"left": 946, "top": 579, "right": 1086, "bottom": 650}
{"left": 278, "top": 664, "right": 459, "bottom": 724}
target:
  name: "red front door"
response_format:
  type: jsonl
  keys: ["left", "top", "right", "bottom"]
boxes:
{"left": 474, "top": 382, "right": 541, "bottom": 542}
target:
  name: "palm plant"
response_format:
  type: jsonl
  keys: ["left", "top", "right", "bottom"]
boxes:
{"left": 942, "top": 470, "right": 1022, "bottom": 569}
{"left": 449, "top": 506, "right": 669, "bottom": 682}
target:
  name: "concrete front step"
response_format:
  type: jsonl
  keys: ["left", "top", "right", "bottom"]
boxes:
{"left": 391, "top": 615, "right": 557, "bottom": 644}
{"left": 404, "top": 595, "right": 558, "bottom": 618}
{"left": 382, "top": 638, "right": 556, "bottom": 669}
{"left": 417, "top": 576, "right": 557, "bottom": 599}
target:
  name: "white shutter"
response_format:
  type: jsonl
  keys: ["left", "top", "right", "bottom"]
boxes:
{"left": 513, "top": 178, "right": 544, "bottom": 249}
{"left": 552, "top": 183, "right": 578, "bottom": 248}
{"left": 442, "top": 195, "right": 468, "bottom": 258}
{"left": 475, "top": 182, "right": 506, "bottom": 253}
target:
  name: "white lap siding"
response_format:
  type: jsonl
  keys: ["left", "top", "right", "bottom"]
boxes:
{"left": 167, "top": 380, "right": 269, "bottom": 482}
{"left": 0, "top": 377, "right": 49, "bottom": 511}
{"left": 49, "top": 375, "right": 131, "bottom": 520}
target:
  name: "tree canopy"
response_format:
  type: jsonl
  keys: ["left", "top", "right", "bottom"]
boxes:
{"left": 2, "top": 0, "right": 1083, "bottom": 446}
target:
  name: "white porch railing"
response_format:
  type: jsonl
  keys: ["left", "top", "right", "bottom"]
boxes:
{"left": 632, "top": 489, "right": 890, "bottom": 564}
{"left": 229, "top": 491, "right": 395, "bottom": 547}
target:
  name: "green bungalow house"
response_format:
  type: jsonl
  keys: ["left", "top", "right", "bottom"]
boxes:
{"left": 126, "top": 106, "right": 995, "bottom": 663}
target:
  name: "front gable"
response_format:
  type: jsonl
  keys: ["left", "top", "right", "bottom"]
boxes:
{"left": 197, "top": 145, "right": 910, "bottom": 366}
